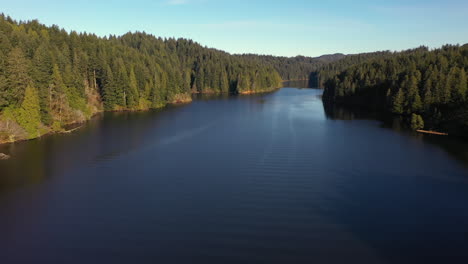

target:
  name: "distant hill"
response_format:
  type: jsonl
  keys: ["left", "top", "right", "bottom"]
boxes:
{"left": 237, "top": 53, "right": 347, "bottom": 81}
{"left": 314, "top": 53, "right": 346, "bottom": 63}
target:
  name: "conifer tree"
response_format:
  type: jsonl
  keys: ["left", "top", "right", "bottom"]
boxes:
{"left": 405, "top": 74, "right": 423, "bottom": 113}
{"left": 392, "top": 88, "right": 405, "bottom": 114}
{"left": 410, "top": 114, "right": 424, "bottom": 130}
{"left": 453, "top": 68, "right": 467, "bottom": 102}
{"left": 128, "top": 68, "right": 140, "bottom": 108}
{"left": 103, "top": 65, "right": 117, "bottom": 110}
{"left": 49, "top": 64, "right": 68, "bottom": 122}
{"left": 16, "top": 84, "right": 41, "bottom": 138}
{"left": 6, "top": 47, "right": 31, "bottom": 106}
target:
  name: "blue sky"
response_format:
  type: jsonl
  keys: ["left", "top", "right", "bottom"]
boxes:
{"left": 1, "top": 0, "right": 467, "bottom": 57}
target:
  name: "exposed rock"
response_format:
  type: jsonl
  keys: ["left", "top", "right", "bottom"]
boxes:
{"left": 0, "top": 153, "right": 10, "bottom": 160}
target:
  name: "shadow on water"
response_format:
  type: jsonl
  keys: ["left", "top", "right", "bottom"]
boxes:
{"left": 0, "top": 104, "right": 190, "bottom": 196}
{"left": 0, "top": 91, "right": 277, "bottom": 198}
{"left": 323, "top": 101, "right": 468, "bottom": 168}
{"left": 0, "top": 82, "right": 468, "bottom": 263}
{"left": 321, "top": 97, "right": 468, "bottom": 264}
{"left": 282, "top": 80, "right": 313, "bottom": 89}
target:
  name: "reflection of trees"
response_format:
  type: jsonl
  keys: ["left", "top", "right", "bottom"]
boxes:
{"left": 322, "top": 101, "right": 379, "bottom": 121}
{"left": 323, "top": 102, "right": 357, "bottom": 121}
{"left": 422, "top": 135, "right": 468, "bottom": 167}
{"left": 323, "top": 100, "right": 468, "bottom": 167}
{"left": 0, "top": 109, "right": 163, "bottom": 197}
{"left": 282, "top": 80, "right": 311, "bottom": 89}
{"left": 0, "top": 140, "right": 47, "bottom": 195}
{"left": 194, "top": 93, "right": 230, "bottom": 101}
{"left": 308, "top": 73, "right": 319, "bottom": 88}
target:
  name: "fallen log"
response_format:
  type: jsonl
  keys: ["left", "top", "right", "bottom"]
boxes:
{"left": 62, "top": 125, "right": 83, "bottom": 134}
{"left": 417, "top": 130, "right": 448, "bottom": 136}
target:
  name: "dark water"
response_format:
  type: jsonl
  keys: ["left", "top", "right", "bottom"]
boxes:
{"left": 1, "top": 81, "right": 468, "bottom": 264}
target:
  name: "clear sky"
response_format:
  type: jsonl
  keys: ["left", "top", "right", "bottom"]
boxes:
{"left": 1, "top": 0, "right": 467, "bottom": 57}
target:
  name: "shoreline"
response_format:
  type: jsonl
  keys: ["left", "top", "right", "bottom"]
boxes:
{"left": 0, "top": 112, "right": 102, "bottom": 146}
{"left": 0, "top": 88, "right": 280, "bottom": 147}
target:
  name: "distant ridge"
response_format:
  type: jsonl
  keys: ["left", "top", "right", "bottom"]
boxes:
{"left": 314, "top": 53, "right": 346, "bottom": 63}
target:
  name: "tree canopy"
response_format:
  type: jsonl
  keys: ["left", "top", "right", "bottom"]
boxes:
{"left": 321, "top": 45, "right": 468, "bottom": 134}
{"left": 0, "top": 14, "right": 283, "bottom": 141}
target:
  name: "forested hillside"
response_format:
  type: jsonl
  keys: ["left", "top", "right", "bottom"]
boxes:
{"left": 0, "top": 14, "right": 282, "bottom": 143}
{"left": 3, "top": 13, "right": 466, "bottom": 143}
{"left": 322, "top": 45, "right": 468, "bottom": 134}
{"left": 317, "top": 51, "right": 391, "bottom": 87}
{"left": 238, "top": 54, "right": 345, "bottom": 81}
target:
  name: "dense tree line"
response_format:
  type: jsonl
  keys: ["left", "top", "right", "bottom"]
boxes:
{"left": 0, "top": 14, "right": 282, "bottom": 142}
{"left": 322, "top": 45, "right": 468, "bottom": 134}
{"left": 317, "top": 51, "right": 392, "bottom": 88}
{"left": 238, "top": 54, "right": 345, "bottom": 81}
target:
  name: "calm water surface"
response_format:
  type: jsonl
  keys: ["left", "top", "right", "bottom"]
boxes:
{"left": 1, "top": 81, "right": 468, "bottom": 264}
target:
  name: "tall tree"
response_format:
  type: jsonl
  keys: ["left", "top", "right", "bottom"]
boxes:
{"left": 49, "top": 64, "right": 68, "bottom": 122}
{"left": 5, "top": 47, "right": 31, "bottom": 106}
{"left": 392, "top": 88, "right": 405, "bottom": 114}
{"left": 16, "top": 84, "right": 41, "bottom": 138}
{"left": 128, "top": 67, "right": 140, "bottom": 108}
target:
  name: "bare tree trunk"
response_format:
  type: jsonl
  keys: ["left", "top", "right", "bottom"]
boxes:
{"left": 123, "top": 90, "right": 127, "bottom": 107}
{"left": 59, "top": 95, "right": 62, "bottom": 122}
{"left": 49, "top": 85, "right": 52, "bottom": 110}
{"left": 93, "top": 70, "right": 98, "bottom": 90}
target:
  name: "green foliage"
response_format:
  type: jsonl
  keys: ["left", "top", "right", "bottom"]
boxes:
{"left": 392, "top": 89, "right": 405, "bottom": 114}
{"left": 404, "top": 74, "right": 422, "bottom": 113}
{"left": 322, "top": 45, "right": 468, "bottom": 133}
{"left": 48, "top": 64, "right": 70, "bottom": 122}
{"left": 0, "top": 14, "right": 287, "bottom": 141}
{"left": 238, "top": 54, "right": 346, "bottom": 81}
{"left": 5, "top": 47, "right": 31, "bottom": 106}
{"left": 63, "top": 64, "right": 87, "bottom": 114}
{"left": 410, "top": 114, "right": 424, "bottom": 131}
{"left": 128, "top": 68, "right": 140, "bottom": 108}
{"left": 103, "top": 65, "right": 117, "bottom": 110}
{"left": 14, "top": 84, "right": 42, "bottom": 138}
{"left": 51, "top": 121, "right": 62, "bottom": 132}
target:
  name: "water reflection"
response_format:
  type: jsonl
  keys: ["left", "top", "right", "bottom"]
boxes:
{"left": 0, "top": 141, "right": 48, "bottom": 194}
{"left": 0, "top": 107, "right": 187, "bottom": 196}
{"left": 282, "top": 80, "right": 313, "bottom": 89}
{"left": 0, "top": 86, "right": 467, "bottom": 264}
{"left": 324, "top": 101, "right": 468, "bottom": 167}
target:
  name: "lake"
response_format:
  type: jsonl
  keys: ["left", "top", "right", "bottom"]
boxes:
{"left": 1, "top": 81, "right": 468, "bottom": 264}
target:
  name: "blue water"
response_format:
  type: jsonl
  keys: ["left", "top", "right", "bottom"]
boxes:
{"left": 1, "top": 84, "right": 468, "bottom": 263}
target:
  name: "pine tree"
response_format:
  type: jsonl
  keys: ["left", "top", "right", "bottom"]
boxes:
{"left": 150, "top": 73, "right": 163, "bottom": 108}
{"left": 392, "top": 88, "right": 405, "bottom": 114}
{"left": 0, "top": 50, "right": 7, "bottom": 108}
{"left": 16, "top": 84, "right": 42, "bottom": 138}
{"left": 63, "top": 64, "right": 86, "bottom": 112}
{"left": 114, "top": 59, "right": 129, "bottom": 108}
{"left": 453, "top": 68, "right": 467, "bottom": 102}
{"left": 404, "top": 74, "right": 422, "bottom": 113}
{"left": 220, "top": 70, "right": 229, "bottom": 93}
{"left": 32, "top": 43, "right": 53, "bottom": 122}
{"left": 49, "top": 64, "right": 68, "bottom": 122}
{"left": 6, "top": 47, "right": 31, "bottom": 106}
{"left": 444, "top": 68, "right": 457, "bottom": 104}
{"left": 103, "top": 65, "right": 117, "bottom": 110}
{"left": 410, "top": 114, "right": 424, "bottom": 130}
{"left": 128, "top": 67, "right": 140, "bottom": 108}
